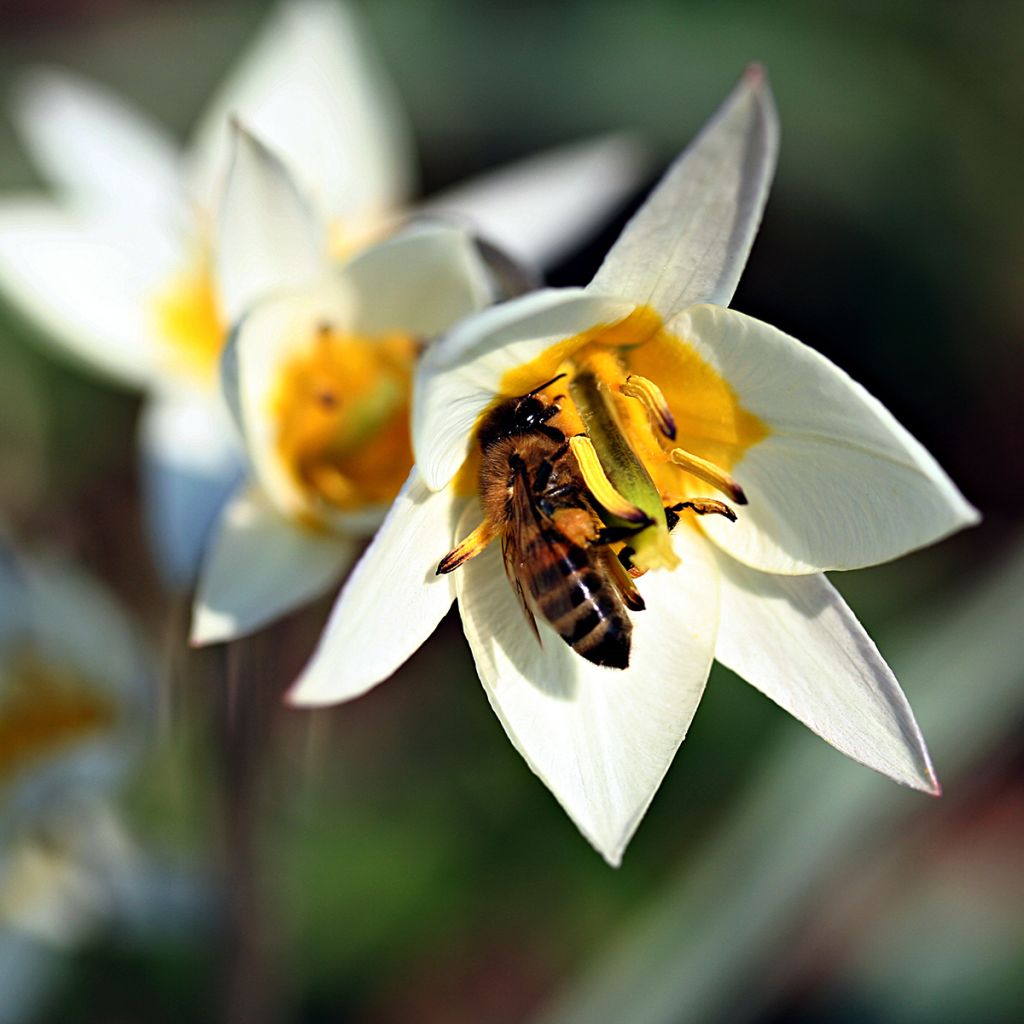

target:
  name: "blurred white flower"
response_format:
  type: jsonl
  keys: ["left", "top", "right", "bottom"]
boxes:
{"left": 286, "top": 68, "right": 979, "bottom": 865}
{"left": 0, "top": 546, "right": 152, "bottom": 1019}
{"left": 190, "top": 124, "right": 495, "bottom": 645}
{"left": 0, "top": 0, "right": 646, "bottom": 583}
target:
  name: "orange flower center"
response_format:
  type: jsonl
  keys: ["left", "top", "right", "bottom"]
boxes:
{"left": 272, "top": 325, "right": 418, "bottom": 521}
{"left": 0, "top": 655, "right": 119, "bottom": 788}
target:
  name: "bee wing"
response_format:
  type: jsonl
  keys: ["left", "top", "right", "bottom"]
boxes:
{"left": 501, "top": 485, "right": 545, "bottom": 648}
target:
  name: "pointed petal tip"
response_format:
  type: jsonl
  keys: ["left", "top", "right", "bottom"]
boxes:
{"left": 282, "top": 674, "right": 338, "bottom": 710}
{"left": 744, "top": 62, "right": 767, "bottom": 85}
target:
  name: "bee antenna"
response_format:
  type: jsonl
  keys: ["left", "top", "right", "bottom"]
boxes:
{"left": 525, "top": 373, "right": 567, "bottom": 398}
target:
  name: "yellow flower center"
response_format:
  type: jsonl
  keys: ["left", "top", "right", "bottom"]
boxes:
{"left": 498, "top": 305, "right": 768, "bottom": 569}
{"left": 0, "top": 655, "right": 119, "bottom": 788}
{"left": 272, "top": 324, "right": 418, "bottom": 521}
{"left": 151, "top": 250, "right": 227, "bottom": 386}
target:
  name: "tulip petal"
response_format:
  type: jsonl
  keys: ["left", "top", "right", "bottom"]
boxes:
{"left": 216, "top": 123, "right": 324, "bottom": 323}
{"left": 286, "top": 471, "right": 463, "bottom": 706}
{"left": 589, "top": 66, "right": 778, "bottom": 318}
{"left": 138, "top": 391, "right": 245, "bottom": 586}
{"left": 714, "top": 556, "right": 938, "bottom": 792}
{"left": 414, "top": 288, "right": 635, "bottom": 490}
{"left": 0, "top": 200, "right": 166, "bottom": 388}
{"left": 340, "top": 222, "right": 492, "bottom": 338}
{"left": 671, "top": 305, "right": 979, "bottom": 573}
{"left": 12, "top": 67, "right": 183, "bottom": 229}
{"left": 458, "top": 518, "right": 719, "bottom": 866}
{"left": 191, "top": 483, "right": 354, "bottom": 645}
{"left": 422, "top": 133, "right": 649, "bottom": 270}
{"left": 189, "top": 0, "right": 413, "bottom": 219}
{"left": 226, "top": 276, "right": 354, "bottom": 521}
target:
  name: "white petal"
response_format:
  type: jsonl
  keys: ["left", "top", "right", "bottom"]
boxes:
{"left": 589, "top": 66, "right": 778, "bottom": 318}
{"left": 216, "top": 122, "right": 324, "bottom": 323}
{"left": 227, "top": 275, "right": 355, "bottom": 520}
{"left": 189, "top": 0, "right": 414, "bottom": 219}
{"left": 422, "top": 133, "right": 650, "bottom": 270}
{"left": 458, "top": 519, "right": 719, "bottom": 866}
{"left": 191, "top": 483, "right": 355, "bottom": 645}
{"left": 12, "top": 67, "right": 184, "bottom": 228}
{"left": 0, "top": 200, "right": 166, "bottom": 388}
{"left": 413, "top": 288, "right": 635, "bottom": 490}
{"left": 287, "top": 470, "right": 463, "bottom": 706}
{"left": 340, "top": 222, "right": 492, "bottom": 338}
{"left": 138, "top": 390, "right": 245, "bottom": 586}
{"left": 714, "top": 556, "right": 938, "bottom": 792}
{"left": 673, "top": 305, "right": 979, "bottom": 574}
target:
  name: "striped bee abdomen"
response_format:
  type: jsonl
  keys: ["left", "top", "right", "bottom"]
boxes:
{"left": 523, "top": 529, "right": 632, "bottom": 670}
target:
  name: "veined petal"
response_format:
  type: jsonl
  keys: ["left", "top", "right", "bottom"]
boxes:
{"left": 191, "top": 483, "right": 355, "bottom": 645}
{"left": 340, "top": 221, "right": 492, "bottom": 338}
{"left": 216, "top": 122, "right": 324, "bottom": 323}
{"left": 189, "top": 0, "right": 414, "bottom": 219}
{"left": 714, "top": 555, "right": 938, "bottom": 793}
{"left": 413, "top": 288, "right": 635, "bottom": 490}
{"left": 138, "top": 390, "right": 245, "bottom": 586}
{"left": 672, "top": 305, "right": 979, "bottom": 574}
{"left": 0, "top": 200, "right": 167, "bottom": 388}
{"left": 421, "top": 133, "right": 650, "bottom": 270}
{"left": 589, "top": 66, "right": 778, "bottom": 319}
{"left": 286, "top": 470, "right": 464, "bottom": 706}
{"left": 458, "top": 517, "right": 719, "bottom": 866}
{"left": 12, "top": 67, "right": 183, "bottom": 229}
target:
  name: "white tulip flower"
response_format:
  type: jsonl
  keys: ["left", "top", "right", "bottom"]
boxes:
{"left": 0, "top": 0, "right": 646, "bottom": 582}
{"left": 189, "top": 124, "right": 497, "bottom": 645}
{"left": 287, "top": 67, "right": 979, "bottom": 865}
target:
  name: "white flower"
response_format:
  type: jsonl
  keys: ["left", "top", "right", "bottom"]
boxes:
{"left": 0, "top": 0, "right": 646, "bottom": 583}
{"left": 189, "top": 124, "right": 496, "bottom": 645}
{"left": 0, "top": 547, "right": 151, "bottom": 949}
{"left": 287, "top": 67, "right": 979, "bottom": 866}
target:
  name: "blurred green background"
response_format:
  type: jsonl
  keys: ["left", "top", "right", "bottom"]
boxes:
{"left": 0, "top": 1, "right": 1022, "bottom": 1022}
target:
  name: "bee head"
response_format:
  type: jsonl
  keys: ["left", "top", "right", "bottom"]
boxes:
{"left": 478, "top": 374, "right": 566, "bottom": 445}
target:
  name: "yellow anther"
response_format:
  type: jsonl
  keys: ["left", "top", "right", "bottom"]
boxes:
{"left": 669, "top": 447, "right": 748, "bottom": 504}
{"left": 438, "top": 519, "right": 498, "bottom": 575}
{"left": 620, "top": 374, "right": 677, "bottom": 440}
{"left": 569, "top": 435, "right": 652, "bottom": 525}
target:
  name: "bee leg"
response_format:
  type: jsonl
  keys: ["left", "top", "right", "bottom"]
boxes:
{"left": 437, "top": 519, "right": 498, "bottom": 574}
{"left": 617, "top": 545, "right": 647, "bottom": 579}
{"left": 602, "top": 547, "right": 646, "bottom": 611}
{"left": 665, "top": 498, "right": 738, "bottom": 529}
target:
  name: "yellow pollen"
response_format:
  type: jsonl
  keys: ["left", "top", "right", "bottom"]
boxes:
{"left": 151, "top": 255, "right": 227, "bottom": 384}
{"left": 489, "top": 304, "right": 768, "bottom": 560}
{"left": 620, "top": 374, "right": 677, "bottom": 440}
{"left": 273, "top": 326, "right": 418, "bottom": 517}
{"left": 0, "top": 657, "right": 119, "bottom": 787}
{"left": 669, "top": 446, "right": 747, "bottom": 504}
{"left": 568, "top": 435, "right": 651, "bottom": 525}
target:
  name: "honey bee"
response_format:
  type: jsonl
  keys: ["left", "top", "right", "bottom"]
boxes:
{"left": 438, "top": 378, "right": 646, "bottom": 669}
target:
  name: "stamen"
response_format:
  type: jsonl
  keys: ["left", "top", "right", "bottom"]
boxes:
{"left": 570, "top": 361, "right": 679, "bottom": 571}
{"left": 620, "top": 374, "right": 677, "bottom": 440}
{"left": 569, "top": 436, "right": 652, "bottom": 525}
{"left": 669, "top": 447, "right": 747, "bottom": 504}
{"left": 437, "top": 520, "right": 498, "bottom": 574}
